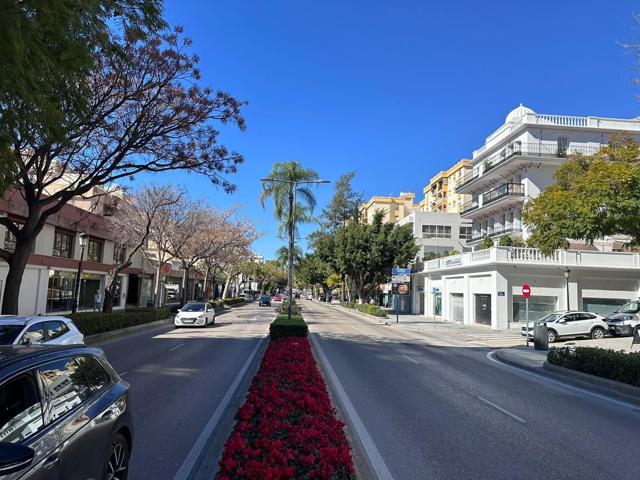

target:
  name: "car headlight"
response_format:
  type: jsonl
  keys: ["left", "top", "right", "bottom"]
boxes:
{"left": 198, "top": 314, "right": 206, "bottom": 319}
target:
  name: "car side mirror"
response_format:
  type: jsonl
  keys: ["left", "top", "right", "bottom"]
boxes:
{"left": 177, "top": 309, "right": 181, "bottom": 313}
{"left": 0, "top": 443, "right": 35, "bottom": 475}
{"left": 557, "top": 319, "right": 565, "bottom": 324}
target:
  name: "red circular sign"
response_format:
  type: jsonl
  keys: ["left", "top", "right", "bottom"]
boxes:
{"left": 522, "top": 283, "right": 531, "bottom": 298}
{"left": 161, "top": 263, "right": 171, "bottom": 275}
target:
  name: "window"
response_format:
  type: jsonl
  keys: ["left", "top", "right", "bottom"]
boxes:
{"left": 0, "top": 375, "right": 44, "bottom": 443}
{"left": 53, "top": 229, "right": 75, "bottom": 258}
{"left": 3, "top": 224, "right": 35, "bottom": 254}
{"left": 86, "top": 237, "right": 104, "bottom": 263}
{"left": 47, "top": 270, "right": 76, "bottom": 312}
{"left": 113, "top": 243, "right": 126, "bottom": 263}
{"left": 37, "top": 358, "right": 92, "bottom": 423}
{"left": 45, "top": 321, "right": 69, "bottom": 340}
{"left": 76, "top": 356, "right": 110, "bottom": 391}
{"left": 0, "top": 325, "right": 24, "bottom": 345}
{"left": 582, "top": 298, "right": 628, "bottom": 316}
{"left": 421, "top": 225, "right": 452, "bottom": 238}
{"left": 557, "top": 137, "right": 569, "bottom": 156}
{"left": 459, "top": 226, "right": 472, "bottom": 240}
{"left": 22, "top": 323, "right": 45, "bottom": 345}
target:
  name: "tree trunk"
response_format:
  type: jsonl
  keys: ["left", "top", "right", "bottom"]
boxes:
{"left": 202, "top": 270, "right": 208, "bottom": 301}
{"left": 180, "top": 267, "right": 188, "bottom": 306}
{"left": 222, "top": 275, "right": 231, "bottom": 299}
{"left": 1, "top": 240, "right": 35, "bottom": 314}
{"left": 154, "top": 262, "right": 162, "bottom": 308}
{"left": 103, "top": 289, "right": 114, "bottom": 313}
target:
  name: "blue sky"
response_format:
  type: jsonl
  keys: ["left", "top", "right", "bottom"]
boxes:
{"left": 141, "top": 1, "right": 640, "bottom": 259}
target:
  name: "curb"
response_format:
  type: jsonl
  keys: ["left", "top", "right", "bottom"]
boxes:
{"left": 542, "top": 361, "right": 640, "bottom": 407}
{"left": 494, "top": 348, "right": 544, "bottom": 375}
{"left": 85, "top": 316, "right": 173, "bottom": 345}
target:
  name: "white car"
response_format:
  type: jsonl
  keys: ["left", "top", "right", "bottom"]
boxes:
{"left": 0, "top": 316, "right": 84, "bottom": 346}
{"left": 521, "top": 311, "right": 608, "bottom": 343}
{"left": 175, "top": 302, "right": 215, "bottom": 328}
{"left": 306, "top": 294, "right": 313, "bottom": 301}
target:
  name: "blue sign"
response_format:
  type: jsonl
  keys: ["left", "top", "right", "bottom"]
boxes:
{"left": 432, "top": 287, "right": 441, "bottom": 294}
{"left": 445, "top": 257, "right": 462, "bottom": 266}
{"left": 391, "top": 267, "right": 412, "bottom": 275}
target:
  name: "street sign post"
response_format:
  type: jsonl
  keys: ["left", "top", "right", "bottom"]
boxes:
{"left": 391, "top": 267, "right": 411, "bottom": 324}
{"left": 523, "top": 284, "right": 531, "bottom": 346}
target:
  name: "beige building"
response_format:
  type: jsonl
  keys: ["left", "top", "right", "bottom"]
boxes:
{"left": 422, "top": 159, "right": 472, "bottom": 213}
{"left": 360, "top": 192, "right": 417, "bottom": 224}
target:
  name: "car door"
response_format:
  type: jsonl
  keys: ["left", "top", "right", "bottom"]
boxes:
{"left": 0, "top": 372, "right": 60, "bottom": 480}
{"left": 557, "top": 313, "right": 579, "bottom": 336}
{"left": 19, "top": 323, "right": 46, "bottom": 346}
{"left": 36, "top": 356, "right": 111, "bottom": 480}
{"left": 572, "top": 313, "right": 595, "bottom": 336}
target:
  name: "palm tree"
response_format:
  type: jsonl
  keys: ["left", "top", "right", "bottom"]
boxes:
{"left": 276, "top": 246, "right": 303, "bottom": 269}
{"left": 260, "top": 161, "right": 325, "bottom": 318}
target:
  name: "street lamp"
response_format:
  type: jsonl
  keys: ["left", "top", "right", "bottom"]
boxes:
{"left": 72, "top": 232, "right": 88, "bottom": 313}
{"left": 564, "top": 267, "right": 571, "bottom": 311}
{"left": 260, "top": 177, "right": 330, "bottom": 320}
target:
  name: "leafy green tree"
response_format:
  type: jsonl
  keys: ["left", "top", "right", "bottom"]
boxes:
{"left": 321, "top": 171, "right": 363, "bottom": 230}
{"left": 276, "top": 246, "right": 303, "bottom": 269}
{"left": 477, "top": 235, "right": 494, "bottom": 250}
{"left": 523, "top": 137, "right": 640, "bottom": 255}
{"left": 333, "top": 211, "right": 418, "bottom": 302}
{"left": 296, "top": 253, "right": 331, "bottom": 293}
{"left": 0, "top": 0, "right": 165, "bottom": 195}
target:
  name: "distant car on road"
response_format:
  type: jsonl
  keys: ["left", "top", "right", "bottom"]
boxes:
{"left": 0, "top": 344, "right": 133, "bottom": 480}
{"left": 174, "top": 302, "right": 215, "bottom": 328}
{"left": 273, "top": 295, "right": 282, "bottom": 302}
{"left": 0, "top": 316, "right": 84, "bottom": 346}
{"left": 606, "top": 300, "right": 640, "bottom": 337}
{"left": 258, "top": 295, "right": 272, "bottom": 307}
{"left": 306, "top": 294, "right": 313, "bottom": 301}
{"left": 521, "top": 311, "right": 608, "bottom": 343}
{"left": 330, "top": 299, "right": 341, "bottom": 305}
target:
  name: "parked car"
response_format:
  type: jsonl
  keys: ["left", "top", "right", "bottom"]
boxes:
{"left": 273, "top": 295, "right": 282, "bottom": 302}
{"left": 520, "top": 311, "right": 608, "bottom": 343}
{"left": 0, "top": 316, "right": 84, "bottom": 346}
{"left": 306, "top": 294, "right": 313, "bottom": 301}
{"left": 330, "top": 299, "right": 341, "bottom": 305}
{"left": 174, "top": 302, "right": 215, "bottom": 328}
{"left": 606, "top": 300, "right": 640, "bottom": 337}
{"left": 0, "top": 344, "right": 133, "bottom": 479}
{"left": 258, "top": 295, "right": 271, "bottom": 307}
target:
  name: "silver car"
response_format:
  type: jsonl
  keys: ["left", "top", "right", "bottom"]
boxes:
{"left": 174, "top": 302, "right": 216, "bottom": 328}
{"left": 0, "top": 316, "right": 84, "bottom": 346}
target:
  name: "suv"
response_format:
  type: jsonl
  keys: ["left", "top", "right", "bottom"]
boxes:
{"left": 521, "top": 311, "right": 608, "bottom": 343}
{"left": 0, "top": 344, "right": 133, "bottom": 479}
{"left": 606, "top": 300, "right": 640, "bottom": 337}
{"left": 258, "top": 295, "right": 271, "bottom": 307}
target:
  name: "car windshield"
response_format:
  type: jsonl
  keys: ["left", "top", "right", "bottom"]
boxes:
{"left": 539, "top": 313, "right": 564, "bottom": 323}
{"left": 182, "top": 303, "right": 205, "bottom": 312}
{"left": 0, "top": 325, "right": 24, "bottom": 345}
{"left": 617, "top": 302, "right": 640, "bottom": 314}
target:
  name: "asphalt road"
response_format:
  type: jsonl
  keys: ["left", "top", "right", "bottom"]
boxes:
{"left": 306, "top": 301, "right": 640, "bottom": 480}
{"left": 97, "top": 303, "right": 274, "bottom": 480}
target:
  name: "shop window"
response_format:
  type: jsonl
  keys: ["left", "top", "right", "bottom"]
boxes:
{"left": 513, "top": 295, "right": 557, "bottom": 322}
{"left": 113, "top": 243, "right": 126, "bottom": 263}
{"left": 582, "top": 298, "right": 629, "bottom": 316}
{"left": 87, "top": 237, "right": 104, "bottom": 263}
{"left": 53, "top": 229, "right": 74, "bottom": 258}
{"left": 47, "top": 270, "right": 76, "bottom": 312}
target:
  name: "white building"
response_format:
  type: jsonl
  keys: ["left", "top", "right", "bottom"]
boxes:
{"left": 455, "top": 105, "right": 640, "bottom": 245}
{"left": 413, "top": 106, "right": 640, "bottom": 329}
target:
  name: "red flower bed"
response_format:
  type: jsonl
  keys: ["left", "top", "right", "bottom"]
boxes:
{"left": 216, "top": 337, "right": 355, "bottom": 480}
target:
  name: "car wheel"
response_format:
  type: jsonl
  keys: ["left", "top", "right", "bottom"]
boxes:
{"left": 591, "top": 327, "right": 605, "bottom": 340}
{"left": 547, "top": 330, "right": 557, "bottom": 343}
{"left": 104, "top": 433, "right": 130, "bottom": 480}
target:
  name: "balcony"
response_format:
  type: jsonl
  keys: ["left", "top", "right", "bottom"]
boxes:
{"left": 456, "top": 142, "right": 601, "bottom": 193}
{"left": 422, "top": 246, "right": 640, "bottom": 272}
{"left": 470, "top": 227, "right": 522, "bottom": 243}
{"left": 461, "top": 199, "right": 479, "bottom": 214}
{"left": 482, "top": 183, "right": 524, "bottom": 206}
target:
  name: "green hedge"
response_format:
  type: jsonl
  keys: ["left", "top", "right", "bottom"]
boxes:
{"left": 342, "top": 302, "right": 387, "bottom": 318}
{"left": 68, "top": 308, "right": 171, "bottom": 336}
{"left": 547, "top": 347, "right": 640, "bottom": 387}
{"left": 269, "top": 314, "right": 308, "bottom": 339}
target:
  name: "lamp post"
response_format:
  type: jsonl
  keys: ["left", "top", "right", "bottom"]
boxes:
{"left": 72, "top": 233, "right": 88, "bottom": 313}
{"left": 564, "top": 267, "right": 571, "bottom": 311}
{"left": 261, "top": 177, "right": 329, "bottom": 320}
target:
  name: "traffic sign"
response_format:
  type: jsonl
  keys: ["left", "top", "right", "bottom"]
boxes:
{"left": 522, "top": 283, "right": 531, "bottom": 299}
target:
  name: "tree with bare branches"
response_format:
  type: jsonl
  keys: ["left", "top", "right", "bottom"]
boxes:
{"left": 0, "top": 27, "right": 245, "bottom": 313}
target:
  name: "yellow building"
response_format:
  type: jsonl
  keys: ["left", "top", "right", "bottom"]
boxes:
{"left": 422, "top": 159, "right": 472, "bottom": 213}
{"left": 360, "top": 192, "right": 417, "bottom": 224}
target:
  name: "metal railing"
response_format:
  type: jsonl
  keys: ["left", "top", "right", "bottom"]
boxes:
{"left": 456, "top": 142, "right": 601, "bottom": 191}
{"left": 470, "top": 227, "right": 522, "bottom": 242}
{"left": 461, "top": 199, "right": 479, "bottom": 214}
{"left": 482, "top": 183, "right": 524, "bottom": 206}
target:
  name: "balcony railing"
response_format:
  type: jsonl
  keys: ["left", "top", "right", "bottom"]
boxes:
{"left": 461, "top": 199, "right": 479, "bottom": 214}
{"left": 456, "top": 142, "right": 601, "bottom": 191}
{"left": 422, "top": 246, "right": 640, "bottom": 271}
{"left": 470, "top": 227, "right": 523, "bottom": 243}
{"left": 482, "top": 183, "right": 524, "bottom": 206}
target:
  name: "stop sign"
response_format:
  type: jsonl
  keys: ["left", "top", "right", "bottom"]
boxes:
{"left": 522, "top": 283, "right": 531, "bottom": 299}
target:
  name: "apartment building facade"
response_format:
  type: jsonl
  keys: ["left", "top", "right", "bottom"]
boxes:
{"left": 360, "top": 192, "right": 417, "bottom": 224}
{"left": 455, "top": 105, "right": 640, "bottom": 245}
{"left": 423, "top": 159, "right": 472, "bottom": 213}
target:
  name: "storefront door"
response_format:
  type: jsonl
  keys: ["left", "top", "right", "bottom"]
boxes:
{"left": 475, "top": 294, "right": 491, "bottom": 325}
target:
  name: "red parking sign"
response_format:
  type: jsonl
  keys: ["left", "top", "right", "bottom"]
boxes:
{"left": 522, "top": 284, "right": 531, "bottom": 298}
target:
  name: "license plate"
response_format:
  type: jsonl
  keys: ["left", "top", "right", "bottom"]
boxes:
{"left": 182, "top": 319, "right": 194, "bottom": 324}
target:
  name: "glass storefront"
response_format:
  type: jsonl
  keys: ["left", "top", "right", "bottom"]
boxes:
{"left": 78, "top": 273, "right": 103, "bottom": 310}
{"left": 140, "top": 277, "right": 153, "bottom": 307}
{"left": 513, "top": 295, "right": 557, "bottom": 322}
{"left": 582, "top": 298, "right": 629, "bottom": 316}
{"left": 47, "top": 270, "right": 76, "bottom": 312}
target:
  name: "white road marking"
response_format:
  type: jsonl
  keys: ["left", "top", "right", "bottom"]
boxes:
{"left": 172, "top": 336, "right": 266, "bottom": 480}
{"left": 168, "top": 342, "right": 186, "bottom": 352}
{"left": 477, "top": 396, "right": 526, "bottom": 424}
{"left": 486, "top": 350, "right": 640, "bottom": 412}
{"left": 311, "top": 334, "right": 395, "bottom": 480}
{"left": 401, "top": 354, "right": 419, "bottom": 364}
